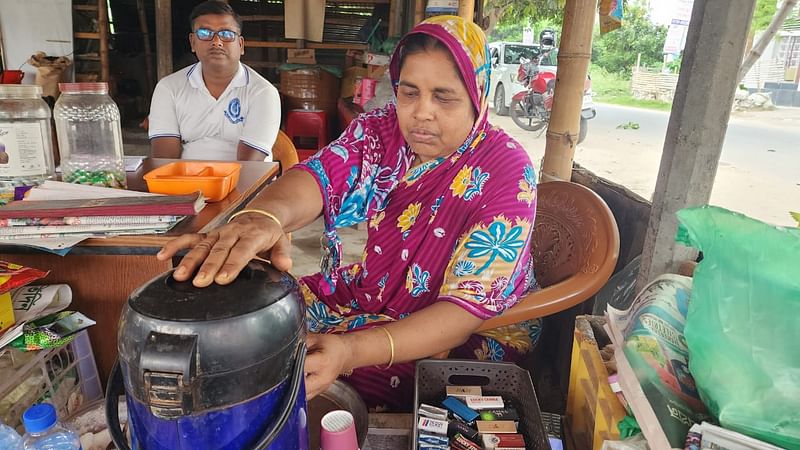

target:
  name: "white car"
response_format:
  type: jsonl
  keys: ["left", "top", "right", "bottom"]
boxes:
{"left": 488, "top": 42, "right": 596, "bottom": 142}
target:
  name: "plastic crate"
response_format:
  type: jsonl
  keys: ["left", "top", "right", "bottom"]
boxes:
{"left": 413, "top": 359, "right": 551, "bottom": 449}
{"left": 0, "top": 331, "right": 102, "bottom": 434}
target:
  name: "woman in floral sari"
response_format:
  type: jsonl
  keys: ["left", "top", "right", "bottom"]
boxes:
{"left": 159, "top": 15, "right": 539, "bottom": 411}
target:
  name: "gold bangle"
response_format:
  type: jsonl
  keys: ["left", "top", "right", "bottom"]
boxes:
{"left": 228, "top": 209, "right": 282, "bottom": 229}
{"left": 377, "top": 326, "right": 395, "bottom": 370}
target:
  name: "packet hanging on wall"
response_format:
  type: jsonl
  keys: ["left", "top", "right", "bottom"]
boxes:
{"left": 0, "top": 261, "right": 49, "bottom": 332}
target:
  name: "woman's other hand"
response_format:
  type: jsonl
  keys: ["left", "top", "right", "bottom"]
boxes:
{"left": 156, "top": 213, "right": 291, "bottom": 287}
{"left": 304, "top": 333, "right": 353, "bottom": 399}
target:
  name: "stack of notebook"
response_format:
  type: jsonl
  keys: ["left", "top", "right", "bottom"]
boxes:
{"left": 0, "top": 181, "right": 205, "bottom": 253}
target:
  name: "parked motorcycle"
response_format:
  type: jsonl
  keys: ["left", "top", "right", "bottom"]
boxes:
{"left": 509, "top": 56, "right": 590, "bottom": 144}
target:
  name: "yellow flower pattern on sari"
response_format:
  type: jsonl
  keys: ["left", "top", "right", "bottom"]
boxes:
{"left": 478, "top": 325, "right": 532, "bottom": 352}
{"left": 397, "top": 202, "right": 421, "bottom": 234}
{"left": 369, "top": 210, "right": 386, "bottom": 230}
{"left": 450, "top": 166, "right": 472, "bottom": 198}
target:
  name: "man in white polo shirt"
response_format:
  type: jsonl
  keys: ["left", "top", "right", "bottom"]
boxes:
{"left": 148, "top": 0, "right": 280, "bottom": 161}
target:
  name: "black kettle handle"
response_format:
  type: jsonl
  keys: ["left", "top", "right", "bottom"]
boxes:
{"left": 105, "top": 343, "right": 307, "bottom": 450}
{"left": 253, "top": 342, "right": 307, "bottom": 450}
{"left": 105, "top": 359, "right": 132, "bottom": 450}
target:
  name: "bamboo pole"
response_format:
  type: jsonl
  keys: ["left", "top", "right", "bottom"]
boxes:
{"left": 414, "top": 0, "right": 426, "bottom": 25}
{"left": 155, "top": 0, "right": 173, "bottom": 80}
{"left": 540, "top": 0, "right": 596, "bottom": 181}
{"left": 136, "top": 0, "right": 155, "bottom": 98}
{"left": 458, "top": 0, "right": 475, "bottom": 22}
{"left": 98, "top": 0, "right": 110, "bottom": 82}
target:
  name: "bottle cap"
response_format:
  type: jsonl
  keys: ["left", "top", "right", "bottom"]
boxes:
{"left": 0, "top": 85, "right": 43, "bottom": 99}
{"left": 59, "top": 82, "right": 109, "bottom": 94}
{"left": 22, "top": 403, "right": 57, "bottom": 433}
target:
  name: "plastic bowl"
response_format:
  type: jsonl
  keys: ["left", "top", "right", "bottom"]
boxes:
{"left": 143, "top": 161, "right": 241, "bottom": 202}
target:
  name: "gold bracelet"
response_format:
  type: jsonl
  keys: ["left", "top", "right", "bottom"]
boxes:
{"left": 377, "top": 326, "right": 395, "bottom": 370}
{"left": 228, "top": 209, "right": 282, "bottom": 229}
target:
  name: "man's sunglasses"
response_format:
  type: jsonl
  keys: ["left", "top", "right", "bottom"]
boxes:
{"left": 194, "top": 28, "right": 239, "bottom": 42}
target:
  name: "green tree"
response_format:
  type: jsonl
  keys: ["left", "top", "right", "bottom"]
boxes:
{"left": 751, "top": 0, "right": 778, "bottom": 31}
{"left": 482, "top": 0, "right": 561, "bottom": 37}
{"left": 488, "top": 17, "right": 562, "bottom": 43}
{"left": 592, "top": 5, "right": 667, "bottom": 75}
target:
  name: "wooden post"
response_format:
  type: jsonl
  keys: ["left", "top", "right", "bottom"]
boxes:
{"left": 636, "top": 0, "right": 755, "bottom": 289}
{"left": 98, "top": 0, "right": 110, "bottom": 83}
{"left": 540, "top": 0, "right": 596, "bottom": 181}
{"left": 156, "top": 0, "right": 173, "bottom": 80}
{"left": 389, "top": 0, "right": 403, "bottom": 37}
{"left": 136, "top": 0, "right": 155, "bottom": 98}
{"left": 414, "top": 0, "right": 426, "bottom": 25}
{"left": 458, "top": 0, "right": 475, "bottom": 22}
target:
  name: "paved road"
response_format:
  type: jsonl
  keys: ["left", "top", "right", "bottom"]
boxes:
{"left": 585, "top": 104, "right": 800, "bottom": 185}
{"left": 490, "top": 103, "right": 800, "bottom": 226}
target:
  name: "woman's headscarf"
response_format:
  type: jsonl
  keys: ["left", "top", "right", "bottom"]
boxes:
{"left": 389, "top": 15, "right": 492, "bottom": 140}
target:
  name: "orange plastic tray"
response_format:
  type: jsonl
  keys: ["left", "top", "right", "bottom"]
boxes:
{"left": 143, "top": 161, "right": 241, "bottom": 202}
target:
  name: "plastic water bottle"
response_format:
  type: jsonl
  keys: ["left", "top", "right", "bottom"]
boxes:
{"left": 0, "top": 418, "right": 23, "bottom": 450}
{"left": 22, "top": 404, "right": 81, "bottom": 450}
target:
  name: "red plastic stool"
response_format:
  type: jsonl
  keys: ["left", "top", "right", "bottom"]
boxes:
{"left": 286, "top": 109, "right": 328, "bottom": 162}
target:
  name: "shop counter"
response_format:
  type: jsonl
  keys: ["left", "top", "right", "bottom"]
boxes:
{"left": 0, "top": 158, "right": 279, "bottom": 383}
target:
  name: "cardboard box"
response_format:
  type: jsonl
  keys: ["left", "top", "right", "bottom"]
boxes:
{"left": 367, "top": 64, "right": 388, "bottom": 79}
{"left": 363, "top": 52, "right": 391, "bottom": 66}
{"left": 287, "top": 49, "right": 316, "bottom": 64}
{"left": 341, "top": 66, "right": 367, "bottom": 98}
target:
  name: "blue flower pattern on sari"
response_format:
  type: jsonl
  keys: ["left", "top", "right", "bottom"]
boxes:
{"left": 453, "top": 260, "right": 476, "bottom": 277}
{"left": 307, "top": 300, "right": 344, "bottom": 333}
{"left": 429, "top": 195, "right": 444, "bottom": 224}
{"left": 487, "top": 338, "right": 505, "bottom": 361}
{"left": 463, "top": 167, "right": 489, "bottom": 201}
{"left": 465, "top": 221, "right": 526, "bottom": 275}
{"left": 406, "top": 263, "right": 430, "bottom": 298}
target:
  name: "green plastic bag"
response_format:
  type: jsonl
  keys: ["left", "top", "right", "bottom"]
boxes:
{"left": 678, "top": 206, "right": 800, "bottom": 449}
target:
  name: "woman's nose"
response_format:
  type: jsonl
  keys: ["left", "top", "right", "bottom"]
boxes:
{"left": 413, "top": 96, "right": 435, "bottom": 120}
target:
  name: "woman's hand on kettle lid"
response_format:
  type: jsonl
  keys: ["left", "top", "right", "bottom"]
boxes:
{"left": 157, "top": 213, "right": 292, "bottom": 288}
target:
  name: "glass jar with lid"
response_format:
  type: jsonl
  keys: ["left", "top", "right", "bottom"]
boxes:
{"left": 54, "top": 82, "right": 126, "bottom": 188}
{"left": 0, "top": 85, "right": 56, "bottom": 198}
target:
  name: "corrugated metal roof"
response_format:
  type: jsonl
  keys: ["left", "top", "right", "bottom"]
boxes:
{"left": 781, "top": 4, "right": 800, "bottom": 32}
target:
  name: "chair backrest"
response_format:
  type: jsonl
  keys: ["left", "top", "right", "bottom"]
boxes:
{"left": 530, "top": 181, "right": 619, "bottom": 289}
{"left": 477, "top": 181, "right": 620, "bottom": 330}
{"left": 272, "top": 129, "right": 299, "bottom": 174}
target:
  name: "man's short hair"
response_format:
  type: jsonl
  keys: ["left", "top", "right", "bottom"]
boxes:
{"left": 189, "top": 1, "right": 243, "bottom": 33}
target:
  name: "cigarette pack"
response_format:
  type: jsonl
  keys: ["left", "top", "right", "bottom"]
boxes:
{"left": 446, "top": 385, "right": 482, "bottom": 400}
{"left": 475, "top": 420, "right": 517, "bottom": 434}
{"left": 418, "top": 433, "right": 449, "bottom": 446}
{"left": 451, "top": 433, "right": 481, "bottom": 450}
{"left": 447, "top": 420, "right": 480, "bottom": 443}
{"left": 479, "top": 407, "right": 519, "bottom": 422}
{"left": 419, "top": 403, "right": 449, "bottom": 421}
{"left": 418, "top": 417, "right": 449, "bottom": 435}
{"left": 442, "top": 396, "right": 480, "bottom": 423}
{"left": 482, "top": 433, "right": 526, "bottom": 450}
{"left": 465, "top": 395, "right": 504, "bottom": 410}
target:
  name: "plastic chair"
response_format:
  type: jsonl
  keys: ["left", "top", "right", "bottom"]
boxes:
{"left": 478, "top": 181, "right": 620, "bottom": 331}
{"left": 271, "top": 130, "right": 299, "bottom": 175}
{"left": 285, "top": 109, "right": 328, "bottom": 162}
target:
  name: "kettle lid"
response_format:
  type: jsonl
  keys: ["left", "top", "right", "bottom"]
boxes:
{"left": 129, "top": 261, "right": 295, "bottom": 321}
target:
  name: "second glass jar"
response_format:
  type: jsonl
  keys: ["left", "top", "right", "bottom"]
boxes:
{"left": 54, "top": 82, "right": 126, "bottom": 188}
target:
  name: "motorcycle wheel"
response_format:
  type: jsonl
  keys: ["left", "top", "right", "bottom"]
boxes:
{"left": 510, "top": 99, "right": 547, "bottom": 132}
